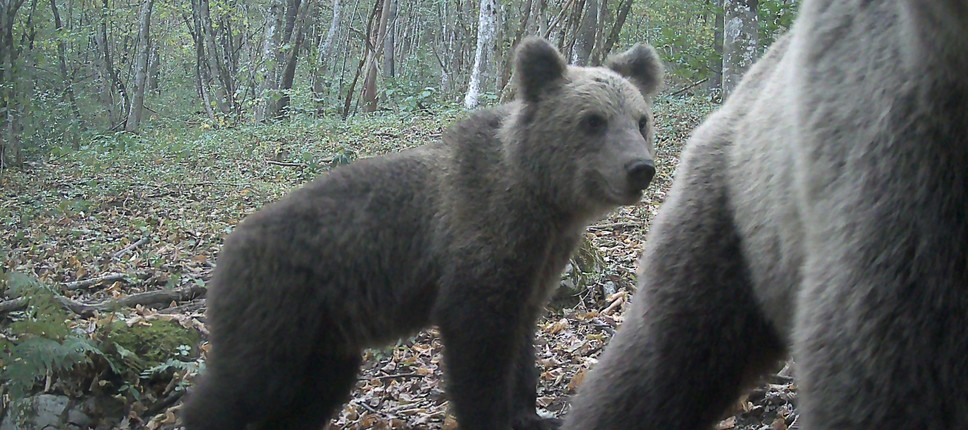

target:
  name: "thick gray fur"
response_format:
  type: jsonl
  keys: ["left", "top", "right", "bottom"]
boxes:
{"left": 562, "top": 1, "right": 968, "bottom": 429}
{"left": 180, "top": 36, "right": 664, "bottom": 430}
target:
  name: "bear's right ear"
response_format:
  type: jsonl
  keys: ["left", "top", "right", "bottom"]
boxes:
{"left": 514, "top": 37, "right": 567, "bottom": 103}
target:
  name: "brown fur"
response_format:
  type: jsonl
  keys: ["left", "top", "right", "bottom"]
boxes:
{"left": 561, "top": 1, "right": 968, "bottom": 429}
{"left": 180, "top": 37, "right": 664, "bottom": 430}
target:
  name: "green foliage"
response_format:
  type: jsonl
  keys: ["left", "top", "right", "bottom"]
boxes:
{"left": 0, "top": 273, "right": 98, "bottom": 400}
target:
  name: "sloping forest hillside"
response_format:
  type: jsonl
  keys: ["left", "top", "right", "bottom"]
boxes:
{"left": 2, "top": 0, "right": 799, "bottom": 428}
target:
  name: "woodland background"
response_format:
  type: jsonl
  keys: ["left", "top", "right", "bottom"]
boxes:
{"left": 1, "top": 0, "right": 798, "bottom": 429}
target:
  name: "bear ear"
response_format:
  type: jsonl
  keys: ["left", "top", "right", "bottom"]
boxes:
{"left": 514, "top": 36, "right": 567, "bottom": 103}
{"left": 605, "top": 43, "right": 665, "bottom": 98}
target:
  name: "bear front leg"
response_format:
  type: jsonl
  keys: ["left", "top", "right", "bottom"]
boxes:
{"left": 438, "top": 315, "right": 521, "bottom": 430}
{"left": 511, "top": 331, "right": 561, "bottom": 430}
{"left": 435, "top": 272, "right": 540, "bottom": 430}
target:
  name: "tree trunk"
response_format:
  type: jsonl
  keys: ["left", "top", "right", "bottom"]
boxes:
{"left": 722, "top": 0, "right": 758, "bottom": 98}
{"left": 708, "top": 0, "right": 724, "bottom": 93}
{"left": 361, "top": 0, "right": 391, "bottom": 113}
{"left": 93, "top": 0, "right": 118, "bottom": 129}
{"left": 313, "top": 0, "right": 341, "bottom": 114}
{"left": 572, "top": 0, "right": 598, "bottom": 66}
{"left": 341, "top": 0, "right": 380, "bottom": 118}
{"left": 49, "top": 0, "right": 82, "bottom": 144}
{"left": 254, "top": 0, "right": 285, "bottom": 122}
{"left": 0, "top": 0, "right": 26, "bottom": 168}
{"left": 276, "top": 0, "right": 314, "bottom": 116}
{"left": 464, "top": 0, "right": 497, "bottom": 109}
{"left": 382, "top": 0, "right": 396, "bottom": 79}
{"left": 192, "top": 0, "right": 236, "bottom": 119}
{"left": 125, "top": 0, "right": 155, "bottom": 132}
{"left": 601, "top": 0, "right": 632, "bottom": 58}
{"left": 147, "top": 43, "right": 160, "bottom": 93}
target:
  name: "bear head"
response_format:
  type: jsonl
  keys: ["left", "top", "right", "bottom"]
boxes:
{"left": 505, "top": 36, "right": 664, "bottom": 220}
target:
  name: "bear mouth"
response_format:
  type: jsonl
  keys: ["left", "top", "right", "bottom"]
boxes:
{"left": 593, "top": 173, "right": 643, "bottom": 205}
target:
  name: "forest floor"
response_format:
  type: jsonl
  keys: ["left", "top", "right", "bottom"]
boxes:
{"left": 2, "top": 96, "right": 797, "bottom": 429}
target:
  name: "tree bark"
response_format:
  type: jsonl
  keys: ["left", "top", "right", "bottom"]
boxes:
{"left": 708, "top": 0, "right": 724, "bottom": 93}
{"left": 382, "top": 0, "right": 396, "bottom": 79}
{"left": 601, "top": 0, "right": 632, "bottom": 58}
{"left": 0, "top": 0, "right": 27, "bottom": 168}
{"left": 572, "top": 0, "right": 599, "bottom": 66}
{"left": 191, "top": 0, "right": 236, "bottom": 120}
{"left": 722, "top": 0, "right": 758, "bottom": 98}
{"left": 254, "top": 0, "right": 286, "bottom": 122}
{"left": 49, "top": 0, "right": 82, "bottom": 142}
{"left": 312, "top": 0, "right": 341, "bottom": 114}
{"left": 464, "top": 0, "right": 497, "bottom": 109}
{"left": 276, "top": 0, "right": 314, "bottom": 116}
{"left": 125, "top": 0, "right": 155, "bottom": 132}
{"left": 361, "top": 0, "right": 390, "bottom": 113}
{"left": 93, "top": 0, "right": 119, "bottom": 129}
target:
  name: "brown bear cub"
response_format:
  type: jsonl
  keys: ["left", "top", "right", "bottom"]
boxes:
{"left": 180, "top": 36, "right": 664, "bottom": 430}
{"left": 562, "top": 0, "right": 968, "bottom": 429}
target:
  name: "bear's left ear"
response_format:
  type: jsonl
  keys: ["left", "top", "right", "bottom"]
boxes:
{"left": 514, "top": 36, "right": 567, "bottom": 103}
{"left": 605, "top": 43, "right": 665, "bottom": 98}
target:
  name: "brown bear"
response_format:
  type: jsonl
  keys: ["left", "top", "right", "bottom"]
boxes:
{"left": 180, "top": 36, "right": 665, "bottom": 430}
{"left": 561, "top": 1, "right": 968, "bottom": 429}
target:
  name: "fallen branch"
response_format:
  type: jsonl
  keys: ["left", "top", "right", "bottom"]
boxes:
{"left": 670, "top": 78, "right": 709, "bottom": 97}
{"left": 265, "top": 160, "right": 307, "bottom": 168}
{"left": 112, "top": 235, "right": 150, "bottom": 261}
{"left": 0, "top": 285, "right": 207, "bottom": 317}
{"left": 142, "top": 389, "right": 187, "bottom": 420}
{"left": 588, "top": 221, "right": 640, "bottom": 231}
{"left": 0, "top": 297, "right": 27, "bottom": 314}
{"left": 63, "top": 271, "right": 150, "bottom": 290}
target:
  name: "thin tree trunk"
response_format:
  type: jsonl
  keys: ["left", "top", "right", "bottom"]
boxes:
{"left": 0, "top": 0, "right": 27, "bottom": 168}
{"left": 361, "top": 0, "right": 390, "bottom": 113}
{"left": 601, "top": 0, "right": 632, "bottom": 58}
{"left": 192, "top": 0, "right": 235, "bottom": 118}
{"left": 382, "top": 0, "right": 396, "bottom": 79}
{"left": 313, "top": 0, "right": 341, "bottom": 114}
{"left": 93, "top": 0, "right": 118, "bottom": 129}
{"left": 276, "top": 0, "right": 314, "bottom": 116}
{"left": 254, "top": 0, "right": 285, "bottom": 122}
{"left": 464, "top": 0, "right": 497, "bottom": 109}
{"left": 572, "top": 0, "right": 598, "bottom": 65}
{"left": 147, "top": 43, "right": 159, "bottom": 93}
{"left": 49, "top": 0, "right": 82, "bottom": 144}
{"left": 722, "top": 0, "right": 758, "bottom": 98}
{"left": 708, "top": 0, "right": 724, "bottom": 93}
{"left": 126, "top": 0, "right": 155, "bottom": 132}
{"left": 341, "top": 0, "right": 380, "bottom": 118}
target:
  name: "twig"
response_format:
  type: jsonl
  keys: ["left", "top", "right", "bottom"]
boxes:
{"left": 670, "top": 78, "right": 709, "bottom": 97}
{"left": 375, "top": 372, "right": 426, "bottom": 381}
{"left": 112, "top": 235, "right": 150, "bottom": 261}
{"left": 157, "top": 300, "right": 207, "bottom": 315}
{"left": 265, "top": 160, "right": 307, "bottom": 167}
{"left": 0, "top": 285, "right": 207, "bottom": 317}
{"left": 63, "top": 271, "right": 150, "bottom": 290}
{"left": 587, "top": 221, "right": 640, "bottom": 231}
{"left": 142, "top": 389, "right": 187, "bottom": 419}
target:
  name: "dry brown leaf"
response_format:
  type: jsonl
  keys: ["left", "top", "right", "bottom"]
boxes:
{"left": 567, "top": 368, "right": 587, "bottom": 393}
{"left": 716, "top": 416, "right": 737, "bottom": 429}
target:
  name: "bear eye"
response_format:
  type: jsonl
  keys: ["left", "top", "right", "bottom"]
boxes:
{"left": 638, "top": 116, "right": 649, "bottom": 131}
{"left": 582, "top": 113, "right": 607, "bottom": 134}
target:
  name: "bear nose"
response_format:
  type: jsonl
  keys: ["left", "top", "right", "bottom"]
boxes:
{"left": 626, "top": 159, "right": 656, "bottom": 191}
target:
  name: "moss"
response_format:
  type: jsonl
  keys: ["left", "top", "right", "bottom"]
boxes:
{"left": 105, "top": 320, "right": 200, "bottom": 370}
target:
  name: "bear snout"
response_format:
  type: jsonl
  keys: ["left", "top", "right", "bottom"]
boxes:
{"left": 625, "top": 159, "right": 656, "bottom": 191}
